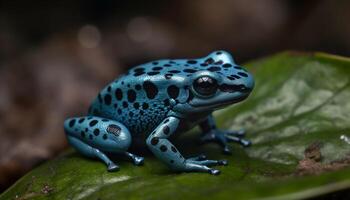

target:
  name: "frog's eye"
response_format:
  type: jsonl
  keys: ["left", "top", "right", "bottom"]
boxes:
{"left": 193, "top": 76, "right": 218, "bottom": 97}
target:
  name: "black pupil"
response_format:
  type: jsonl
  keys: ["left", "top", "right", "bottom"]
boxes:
{"left": 193, "top": 76, "right": 218, "bottom": 96}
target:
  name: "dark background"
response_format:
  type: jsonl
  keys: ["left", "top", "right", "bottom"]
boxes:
{"left": 0, "top": 0, "right": 349, "bottom": 192}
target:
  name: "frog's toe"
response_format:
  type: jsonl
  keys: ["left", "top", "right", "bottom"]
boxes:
{"left": 199, "top": 133, "right": 216, "bottom": 143}
{"left": 225, "top": 134, "right": 252, "bottom": 148}
{"left": 188, "top": 154, "right": 207, "bottom": 161}
{"left": 124, "top": 152, "right": 145, "bottom": 166}
{"left": 184, "top": 159, "right": 224, "bottom": 175}
{"left": 208, "top": 169, "right": 221, "bottom": 175}
{"left": 218, "top": 159, "right": 228, "bottom": 166}
{"left": 107, "top": 162, "right": 120, "bottom": 172}
{"left": 222, "top": 146, "right": 232, "bottom": 155}
{"left": 225, "top": 129, "right": 246, "bottom": 137}
{"left": 188, "top": 159, "right": 228, "bottom": 167}
{"left": 240, "top": 139, "right": 252, "bottom": 147}
{"left": 133, "top": 156, "right": 145, "bottom": 166}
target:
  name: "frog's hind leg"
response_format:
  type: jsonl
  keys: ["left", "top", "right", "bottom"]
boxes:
{"left": 64, "top": 116, "right": 133, "bottom": 172}
{"left": 66, "top": 135, "right": 119, "bottom": 171}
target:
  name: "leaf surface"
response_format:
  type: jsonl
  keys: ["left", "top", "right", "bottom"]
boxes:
{"left": 2, "top": 52, "right": 350, "bottom": 200}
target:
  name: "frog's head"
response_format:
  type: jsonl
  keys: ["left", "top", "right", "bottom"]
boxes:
{"left": 175, "top": 51, "right": 254, "bottom": 114}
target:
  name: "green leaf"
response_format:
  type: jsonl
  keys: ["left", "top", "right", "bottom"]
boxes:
{"left": 2, "top": 52, "right": 350, "bottom": 200}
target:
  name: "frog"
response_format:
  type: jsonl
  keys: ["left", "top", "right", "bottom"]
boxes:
{"left": 64, "top": 50, "right": 254, "bottom": 175}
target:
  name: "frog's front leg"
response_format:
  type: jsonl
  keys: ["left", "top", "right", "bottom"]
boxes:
{"left": 199, "top": 114, "right": 251, "bottom": 154}
{"left": 146, "top": 116, "right": 227, "bottom": 175}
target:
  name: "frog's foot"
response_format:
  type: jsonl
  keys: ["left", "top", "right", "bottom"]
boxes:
{"left": 108, "top": 162, "right": 120, "bottom": 172}
{"left": 133, "top": 156, "right": 145, "bottom": 166}
{"left": 125, "top": 152, "right": 144, "bottom": 166}
{"left": 225, "top": 130, "right": 251, "bottom": 147}
{"left": 187, "top": 154, "right": 228, "bottom": 166}
{"left": 184, "top": 157, "right": 227, "bottom": 175}
{"left": 200, "top": 129, "right": 251, "bottom": 155}
{"left": 66, "top": 135, "right": 121, "bottom": 172}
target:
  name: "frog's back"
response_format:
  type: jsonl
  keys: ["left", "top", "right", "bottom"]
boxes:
{"left": 88, "top": 59, "right": 191, "bottom": 135}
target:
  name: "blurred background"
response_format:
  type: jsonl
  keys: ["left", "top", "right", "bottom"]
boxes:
{"left": 0, "top": 0, "right": 349, "bottom": 192}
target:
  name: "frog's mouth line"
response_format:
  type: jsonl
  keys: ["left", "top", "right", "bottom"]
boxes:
{"left": 218, "top": 84, "right": 252, "bottom": 93}
{"left": 214, "top": 94, "right": 249, "bottom": 107}
{"left": 188, "top": 93, "right": 250, "bottom": 109}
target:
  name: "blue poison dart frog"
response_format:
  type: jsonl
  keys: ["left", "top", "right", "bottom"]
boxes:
{"left": 64, "top": 51, "right": 254, "bottom": 175}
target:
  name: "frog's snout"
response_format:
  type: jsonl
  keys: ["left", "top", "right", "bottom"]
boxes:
{"left": 244, "top": 72, "right": 254, "bottom": 92}
{"left": 234, "top": 65, "right": 254, "bottom": 93}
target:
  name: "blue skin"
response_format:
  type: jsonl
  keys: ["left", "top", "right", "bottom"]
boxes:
{"left": 64, "top": 51, "right": 254, "bottom": 175}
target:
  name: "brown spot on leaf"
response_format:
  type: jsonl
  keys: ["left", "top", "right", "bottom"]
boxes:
{"left": 295, "top": 142, "right": 350, "bottom": 176}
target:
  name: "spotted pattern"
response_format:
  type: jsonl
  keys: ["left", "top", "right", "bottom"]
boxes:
{"left": 69, "top": 119, "right": 76, "bottom": 127}
{"left": 171, "top": 146, "right": 177, "bottom": 153}
{"left": 151, "top": 137, "right": 159, "bottom": 145}
{"left": 169, "top": 70, "right": 180, "bottom": 73}
{"left": 205, "top": 58, "right": 214, "bottom": 64}
{"left": 133, "top": 102, "right": 140, "bottom": 109}
{"left": 238, "top": 72, "right": 248, "bottom": 77}
{"left": 160, "top": 145, "right": 167, "bottom": 152}
{"left": 134, "top": 68, "right": 145, "bottom": 76}
{"left": 142, "top": 102, "right": 149, "bottom": 110}
{"left": 147, "top": 71, "right": 159, "bottom": 76}
{"left": 78, "top": 118, "right": 85, "bottom": 123}
{"left": 187, "top": 60, "right": 197, "bottom": 64}
{"left": 104, "top": 94, "right": 112, "bottom": 105}
{"left": 89, "top": 120, "right": 98, "bottom": 127}
{"left": 114, "top": 88, "right": 123, "bottom": 100}
{"left": 183, "top": 69, "right": 197, "bottom": 73}
{"left": 163, "top": 126, "right": 170, "bottom": 135}
{"left": 93, "top": 129, "right": 100, "bottom": 136}
{"left": 223, "top": 63, "right": 232, "bottom": 68}
{"left": 207, "top": 66, "right": 221, "bottom": 72}
{"left": 143, "top": 81, "right": 158, "bottom": 99}
{"left": 152, "top": 67, "right": 163, "bottom": 71}
{"left": 167, "top": 85, "right": 179, "bottom": 99}
{"left": 123, "top": 101, "right": 128, "bottom": 108}
{"left": 127, "top": 90, "right": 136, "bottom": 102}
